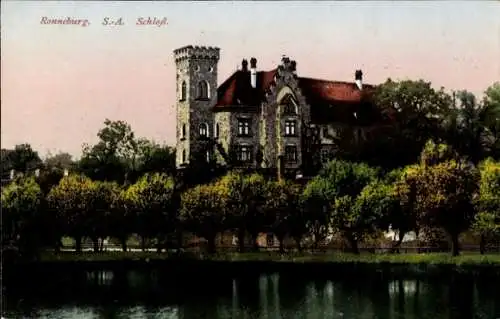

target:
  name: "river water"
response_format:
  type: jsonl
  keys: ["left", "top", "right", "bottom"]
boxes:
{"left": 3, "top": 267, "right": 500, "bottom": 319}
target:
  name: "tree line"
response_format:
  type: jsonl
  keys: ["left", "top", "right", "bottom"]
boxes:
{"left": 1, "top": 79, "right": 500, "bottom": 259}
{"left": 2, "top": 140, "right": 500, "bottom": 258}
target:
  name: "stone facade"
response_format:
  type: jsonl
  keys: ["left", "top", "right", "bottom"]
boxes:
{"left": 174, "top": 45, "right": 220, "bottom": 167}
{"left": 174, "top": 45, "right": 381, "bottom": 174}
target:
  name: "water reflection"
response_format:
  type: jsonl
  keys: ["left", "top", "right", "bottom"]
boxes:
{"left": 4, "top": 269, "right": 500, "bottom": 319}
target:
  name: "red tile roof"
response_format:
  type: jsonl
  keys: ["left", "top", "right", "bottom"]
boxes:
{"left": 213, "top": 70, "right": 379, "bottom": 125}
{"left": 214, "top": 69, "right": 277, "bottom": 107}
{"left": 298, "top": 77, "right": 374, "bottom": 104}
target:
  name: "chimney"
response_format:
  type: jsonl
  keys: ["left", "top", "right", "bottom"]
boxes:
{"left": 9, "top": 169, "right": 15, "bottom": 180}
{"left": 35, "top": 169, "right": 40, "bottom": 177}
{"left": 63, "top": 169, "right": 69, "bottom": 177}
{"left": 250, "top": 57, "right": 257, "bottom": 88}
{"left": 241, "top": 59, "right": 248, "bottom": 72}
{"left": 355, "top": 70, "right": 363, "bottom": 90}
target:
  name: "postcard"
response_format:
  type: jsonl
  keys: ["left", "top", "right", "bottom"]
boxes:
{"left": 1, "top": 1, "right": 500, "bottom": 318}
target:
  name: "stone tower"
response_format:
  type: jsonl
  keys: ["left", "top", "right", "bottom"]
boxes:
{"left": 174, "top": 45, "right": 220, "bottom": 167}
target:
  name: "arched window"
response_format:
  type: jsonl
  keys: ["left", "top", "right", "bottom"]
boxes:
{"left": 181, "top": 123, "right": 186, "bottom": 139}
{"left": 215, "top": 123, "right": 220, "bottom": 138}
{"left": 199, "top": 123, "right": 209, "bottom": 137}
{"left": 180, "top": 81, "right": 187, "bottom": 100}
{"left": 197, "top": 81, "right": 209, "bottom": 99}
{"left": 182, "top": 150, "right": 186, "bottom": 163}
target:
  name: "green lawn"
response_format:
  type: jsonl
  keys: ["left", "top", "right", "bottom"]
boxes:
{"left": 39, "top": 250, "right": 500, "bottom": 265}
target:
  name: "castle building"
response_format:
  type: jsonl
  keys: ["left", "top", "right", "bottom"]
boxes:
{"left": 174, "top": 45, "right": 388, "bottom": 176}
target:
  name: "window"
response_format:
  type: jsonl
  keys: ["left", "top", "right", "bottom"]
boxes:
{"left": 285, "top": 145, "right": 298, "bottom": 162}
{"left": 284, "top": 102, "right": 296, "bottom": 115}
{"left": 199, "top": 123, "right": 209, "bottom": 138}
{"left": 237, "top": 145, "right": 253, "bottom": 163}
{"left": 181, "top": 124, "right": 186, "bottom": 139}
{"left": 215, "top": 123, "right": 220, "bottom": 138}
{"left": 285, "top": 120, "right": 297, "bottom": 136}
{"left": 182, "top": 150, "right": 186, "bottom": 163}
{"left": 180, "top": 81, "right": 186, "bottom": 101}
{"left": 237, "top": 119, "right": 251, "bottom": 136}
{"left": 197, "top": 81, "right": 209, "bottom": 99}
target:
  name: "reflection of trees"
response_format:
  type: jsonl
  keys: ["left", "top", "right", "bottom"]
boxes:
{"left": 449, "top": 276, "right": 474, "bottom": 319}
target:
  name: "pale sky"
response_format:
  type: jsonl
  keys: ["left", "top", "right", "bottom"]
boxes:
{"left": 1, "top": 1, "right": 499, "bottom": 158}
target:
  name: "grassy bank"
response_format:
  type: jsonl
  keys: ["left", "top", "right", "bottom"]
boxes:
{"left": 37, "top": 251, "right": 500, "bottom": 266}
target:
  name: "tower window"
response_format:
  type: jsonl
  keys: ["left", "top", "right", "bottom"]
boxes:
{"left": 197, "top": 81, "right": 209, "bottom": 99}
{"left": 182, "top": 150, "right": 186, "bottom": 163}
{"left": 215, "top": 123, "right": 220, "bottom": 138}
{"left": 181, "top": 123, "right": 186, "bottom": 139}
{"left": 237, "top": 118, "right": 251, "bottom": 136}
{"left": 285, "top": 145, "right": 298, "bottom": 163}
{"left": 199, "top": 123, "right": 209, "bottom": 138}
{"left": 285, "top": 120, "right": 297, "bottom": 136}
{"left": 180, "top": 81, "right": 187, "bottom": 101}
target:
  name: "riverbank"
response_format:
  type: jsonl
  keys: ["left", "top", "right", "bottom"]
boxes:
{"left": 34, "top": 250, "right": 500, "bottom": 265}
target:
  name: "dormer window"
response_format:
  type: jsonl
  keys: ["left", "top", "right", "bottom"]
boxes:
{"left": 197, "top": 81, "right": 209, "bottom": 99}
{"left": 180, "top": 81, "right": 187, "bottom": 101}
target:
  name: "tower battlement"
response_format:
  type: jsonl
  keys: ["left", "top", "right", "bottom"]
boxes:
{"left": 174, "top": 45, "right": 220, "bottom": 63}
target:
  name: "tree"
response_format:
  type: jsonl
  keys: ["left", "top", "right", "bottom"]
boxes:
{"left": 121, "top": 173, "right": 176, "bottom": 251}
{"left": 1, "top": 176, "right": 43, "bottom": 259}
{"left": 264, "top": 180, "right": 305, "bottom": 253}
{"left": 302, "top": 177, "right": 335, "bottom": 249}
{"left": 219, "top": 172, "right": 268, "bottom": 252}
{"left": 180, "top": 182, "right": 227, "bottom": 253}
{"left": 109, "top": 186, "right": 134, "bottom": 252}
{"left": 86, "top": 181, "right": 121, "bottom": 251}
{"left": 473, "top": 158, "right": 500, "bottom": 253}
{"left": 78, "top": 119, "right": 138, "bottom": 183}
{"left": 442, "top": 90, "right": 498, "bottom": 164}
{"left": 356, "top": 179, "right": 408, "bottom": 251}
{"left": 135, "top": 140, "right": 176, "bottom": 177}
{"left": 389, "top": 169, "right": 419, "bottom": 251}
{"left": 403, "top": 142, "right": 480, "bottom": 256}
{"left": 47, "top": 174, "right": 96, "bottom": 252}
{"left": 1, "top": 144, "right": 42, "bottom": 174}
{"left": 368, "top": 79, "right": 452, "bottom": 168}
{"left": 302, "top": 160, "right": 379, "bottom": 252}
{"left": 44, "top": 152, "right": 74, "bottom": 170}
{"left": 483, "top": 82, "right": 500, "bottom": 159}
